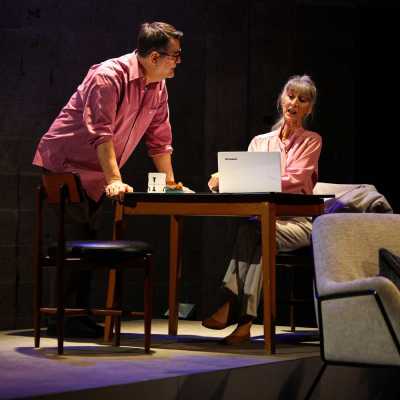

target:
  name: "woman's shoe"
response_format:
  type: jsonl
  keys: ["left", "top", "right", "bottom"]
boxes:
{"left": 220, "top": 331, "right": 250, "bottom": 345}
{"left": 202, "top": 317, "right": 230, "bottom": 330}
{"left": 220, "top": 317, "right": 253, "bottom": 345}
{"left": 202, "top": 299, "right": 235, "bottom": 330}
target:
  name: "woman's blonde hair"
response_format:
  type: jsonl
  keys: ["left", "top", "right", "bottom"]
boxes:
{"left": 271, "top": 75, "right": 317, "bottom": 131}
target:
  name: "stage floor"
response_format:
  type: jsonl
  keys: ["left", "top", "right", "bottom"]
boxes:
{"left": 0, "top": 320, "right": 320, "bottom": 399}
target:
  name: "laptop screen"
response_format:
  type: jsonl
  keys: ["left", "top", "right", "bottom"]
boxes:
{"left": 217, "top": 151, "right": 282, "bottom": 193}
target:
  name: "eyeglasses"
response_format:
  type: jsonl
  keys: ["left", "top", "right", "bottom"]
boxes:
{"left": 157, "top": 49, "right": 182, "bottom": 62}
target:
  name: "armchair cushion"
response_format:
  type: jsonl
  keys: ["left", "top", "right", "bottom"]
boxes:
{"left": 379, "top": 248, "right": 400, "bottom": 292}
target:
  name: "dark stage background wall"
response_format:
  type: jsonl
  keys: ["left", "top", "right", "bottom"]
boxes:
{"left": 0, "top": 0, "right": 397, "bottom": 329}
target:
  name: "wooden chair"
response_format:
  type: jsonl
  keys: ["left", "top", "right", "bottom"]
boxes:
{"left": 33, "top": 173, "right": 153, "bottom": 354}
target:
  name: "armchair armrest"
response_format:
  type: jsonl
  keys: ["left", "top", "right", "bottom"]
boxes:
{"left": 317, "top": 288, "right": 400, "bottom": 366}
{"left": 318, "top": 276, "right": 400, "bottom": 324}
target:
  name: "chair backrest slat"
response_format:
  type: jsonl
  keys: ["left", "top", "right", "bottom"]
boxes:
{"left": 42, "top": 173, "right": 83, "bottom": 204}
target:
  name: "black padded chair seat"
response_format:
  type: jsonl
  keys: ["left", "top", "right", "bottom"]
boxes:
{"left": 48, "top": 240, "right": 152, "bottom": 262}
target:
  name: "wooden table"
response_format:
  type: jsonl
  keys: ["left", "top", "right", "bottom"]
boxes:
{"left": 105, "top": 192, "right": 325, "bottom": 353}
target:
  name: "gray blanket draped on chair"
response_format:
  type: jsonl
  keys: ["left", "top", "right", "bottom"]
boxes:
{"left": 321, "top": 184, "right": 393, "bottom": 214}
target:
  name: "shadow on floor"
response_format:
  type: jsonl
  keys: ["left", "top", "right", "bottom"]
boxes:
{"left": 12, "top": 328, "right": 320, "bottom": 358}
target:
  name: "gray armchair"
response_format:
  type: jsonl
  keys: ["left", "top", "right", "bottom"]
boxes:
{"left": 277, "top": 182, "right": 392, "bottom": 331}
{"left": 306, "top": 213, "right": 400, "bottom": 398}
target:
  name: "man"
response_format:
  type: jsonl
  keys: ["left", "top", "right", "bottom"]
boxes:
{"left": 34, "top": 21, "right": 183, "bottom": 201}
{"left": 33, "top": 21, "right": 183, "bottom": 337}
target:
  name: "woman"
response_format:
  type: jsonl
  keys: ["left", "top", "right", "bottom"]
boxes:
{"left": 203, "top": 75, "right": 322, "bottom": 344}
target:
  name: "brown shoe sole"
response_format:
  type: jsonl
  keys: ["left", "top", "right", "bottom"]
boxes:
{"left": 220, "top": 333, "right": 250, "bottom": 345}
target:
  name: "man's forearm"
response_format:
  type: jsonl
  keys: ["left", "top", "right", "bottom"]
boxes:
{"left": 96, "top": 141, "right": 122, "bottom": 184}
{"left": 151, "top": 153, "right": 175, "bottom": 182}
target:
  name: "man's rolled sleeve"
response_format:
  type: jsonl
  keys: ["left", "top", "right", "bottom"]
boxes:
{"left": 145, "top": 87, "right": 173, "bottom": 157}
{"left": 82, "top": 74, "right": 117, "bottom": 148}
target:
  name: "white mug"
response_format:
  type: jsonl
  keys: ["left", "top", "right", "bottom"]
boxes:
{"left": 147, "top": 172, "right": 166, "bottom": 193}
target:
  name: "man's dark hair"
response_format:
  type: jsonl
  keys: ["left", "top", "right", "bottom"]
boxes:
{"left": 137, "top": 22, "right": 183, "bottom": 57}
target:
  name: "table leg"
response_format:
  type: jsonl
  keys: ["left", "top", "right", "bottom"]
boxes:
{"left": 260, "top": 202, "right": 277, "bottom": 354}
{"left": 168, "top": 215, "right": 182, "bottom": 335}
{"left": 104, "top": 270, "right": 116, "bottom": 342}
{"left": 104, "top": 203, "right": 124, "bottom": 342}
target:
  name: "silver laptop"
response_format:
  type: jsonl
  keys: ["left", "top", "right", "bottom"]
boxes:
{"left": 217, "top": 151, "right": 281, "bottom": 193}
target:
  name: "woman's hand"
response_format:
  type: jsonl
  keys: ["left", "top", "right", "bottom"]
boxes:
{"left": 105, "top": 180, "right": 133, "bottom": 201}
{"left": 208, "top": 173, "right": 219, "bottom": 192}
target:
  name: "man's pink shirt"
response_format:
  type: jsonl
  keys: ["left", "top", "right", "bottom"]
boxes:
{"left": 33, "top": 52, "right": 173, "bottom": 201}
{"left": 248, "top": 128, "right": 322, "bottom": 194}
